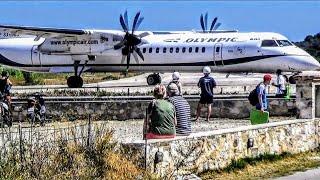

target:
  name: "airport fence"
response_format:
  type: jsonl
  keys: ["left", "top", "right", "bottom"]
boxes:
{"left": 0, "top": 114, "right": 111, "bottom": 171}
{"left": 12, "top": 83, "right": 282, "bottom": 97}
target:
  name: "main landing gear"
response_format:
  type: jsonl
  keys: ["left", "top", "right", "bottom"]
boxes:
{"left": 67, "top": 76, "right": 83, "bottom": 88}
{"left": 147, "top": 73, "right": 162, "bottom": 85}
{"left": 67, "top": 60, "right": 88, "bottom": 88}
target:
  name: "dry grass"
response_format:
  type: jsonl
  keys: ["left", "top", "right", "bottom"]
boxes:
{"left": 0, "top": 130, "right": 154, "bottom": 179}
{"left": 200, "top": 150, "right": 320, "bottom": 180}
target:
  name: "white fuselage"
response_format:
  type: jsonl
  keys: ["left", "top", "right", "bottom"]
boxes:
{"left": 0, "top": 30, "right": 318, "bottom": 73}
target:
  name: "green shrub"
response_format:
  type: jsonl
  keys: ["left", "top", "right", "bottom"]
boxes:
{"left": 224, "top": 152, "right": 291, "bottom": 172}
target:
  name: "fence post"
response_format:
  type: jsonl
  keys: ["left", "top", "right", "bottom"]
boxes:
{"left": 87, "top": 114, "right": 92, "bottom": 147}
{"left": 30, "top": 117, "right": 33, "bottom": 151}
{"left": 0, "top": 120, "right": 4, "bottom": 161}
{"left": 144, "top": 107, "right": 148, "bottom": 170}
{"left": 18, "top": 120, "right": 24, "bottom": 170}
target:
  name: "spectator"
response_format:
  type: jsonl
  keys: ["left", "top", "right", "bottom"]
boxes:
{"left": 272, "top": 69, "right": 287, "bottom": 98}
{"left": 167, "top": 71, "right": 182, "bottom": 95}
{"left": 256, "top": 74, "right": 272, "bottom": 111}
{"left": 0, "top": 71, "right": 12, "bottom": 106}
{"left": 167, "top": 83, "right": 191, "bottom": 136}
{"left": 143, "top": 84, "right": 176, "bottom": 139}
{"left": 195, "top": 66, "right": 216, "bottom": 121}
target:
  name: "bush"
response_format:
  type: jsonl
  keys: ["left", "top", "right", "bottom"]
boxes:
{"left": 223, "top": 152, "right": 291, "bottom": 172}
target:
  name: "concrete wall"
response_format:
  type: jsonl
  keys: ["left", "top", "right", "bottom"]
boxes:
{"left": 124, "top": 119, "right": 320, "bottom": 178}
{"left": 12, "top": 96, "right": 296, "bottom": 121}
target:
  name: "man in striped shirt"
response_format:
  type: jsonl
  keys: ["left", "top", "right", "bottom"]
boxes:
{"left": 167, "top": 83, "right": 192, "bottom": 136}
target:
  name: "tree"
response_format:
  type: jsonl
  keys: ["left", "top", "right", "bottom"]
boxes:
{"left": 304, "top": 35, "right": 313, "bottom": 42}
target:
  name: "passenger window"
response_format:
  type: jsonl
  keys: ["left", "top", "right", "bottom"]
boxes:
{"left": 156, "top": 47, "right": 159, "bottom": 53}
{"left": 149, "top": 48, "right": 152, "bottom": 53}
{"left": 163, "top": 47, "right": 167, "bottom": 53}
{"left": 189, "top": 47, "right": 192, "bottom": 53}
{"left": 170, "top": 47, "right": 173, "bottom": 53}
{"left": 216, "top": 47, "right": 220, "bottom": 53}
{"left": 143, "top": 48, "right": 146, "bottom": 53}
{"left": 182, "top": 47, "right": 186, "bottom": 53}
{"left": 202, "top": 47, "right": 205, "bottom": 53}
{"left": 195, "top": 47, "right": 199, "bottom": 53}
{"left": 261, "top": 40, "right": 278, "bottom": 47}
{"left": 176, "top": 47, "right": 179, "bottom": 53}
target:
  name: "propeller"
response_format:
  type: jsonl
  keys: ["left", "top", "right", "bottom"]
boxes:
{"left": 114, "top": 11, "right": 145, "bottom": 72}
{"left": 200, "top": 12, "right": 221, "bottom": 33}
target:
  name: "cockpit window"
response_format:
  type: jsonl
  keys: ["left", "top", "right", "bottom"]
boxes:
{"left": 276, "top": 40, "right": 294, "bottom": 46}
{"left": 261, "top": 40, "right": 279, "bottom": 47}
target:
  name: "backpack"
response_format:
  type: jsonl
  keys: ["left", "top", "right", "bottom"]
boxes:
{"left": 248, "top": 83, "right": 261, "bottom": 106}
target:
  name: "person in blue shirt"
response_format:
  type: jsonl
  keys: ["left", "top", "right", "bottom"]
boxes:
{"left": 195, "top": 66, "right": 216, "bottom": 121}
{"left": 256, "top": 74, "right": 272, "bottom": 111}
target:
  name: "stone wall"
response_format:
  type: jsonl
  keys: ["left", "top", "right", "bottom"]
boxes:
{"left": 12, "top": 96, "right": 296, "bottom": 121}
{"left": 294, "top": 71, "right": 320, "bottom": 119}
{"left": 124, "top": 119, "right": 320, "bottom": 178}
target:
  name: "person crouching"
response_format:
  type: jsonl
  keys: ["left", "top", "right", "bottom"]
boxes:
{"left": 143, "top": 84, "right": 176, "bottom": 139}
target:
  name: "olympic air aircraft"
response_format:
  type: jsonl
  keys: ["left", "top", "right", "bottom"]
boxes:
{"left": 0, "top": 11, "right": 319, "bottom": 88}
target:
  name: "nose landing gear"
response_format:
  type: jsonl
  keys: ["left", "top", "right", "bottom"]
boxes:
{"left": 288, "top": 76, "right": 296, "bottom": 84}
{"left": 147, "top": 73, "right": 162, "bottom": 85}
{"left": 288, "top": 72, "right": 301, "bottom": 84}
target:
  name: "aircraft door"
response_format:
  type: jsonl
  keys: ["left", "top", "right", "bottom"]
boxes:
{"left": 213, "top": 43, "right": 223, "bottom": 65}
{"left": 31, "top": 45, "right": 41, "bottom": 65}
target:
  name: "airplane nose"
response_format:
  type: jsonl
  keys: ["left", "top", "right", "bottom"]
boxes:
{"left": 306, "top": 55, "right": 320, "bottom": 70}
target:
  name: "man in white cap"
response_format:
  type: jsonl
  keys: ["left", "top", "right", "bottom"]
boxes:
{"left": 167, "top": 71, "right": 182, "bottom": 95}
{"left": 195, "top": 66, "right": 216, "bottom": 121}
{"left": 167, "top": 82, "right": 191, "bottom": 136}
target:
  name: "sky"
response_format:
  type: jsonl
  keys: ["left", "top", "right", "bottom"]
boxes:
{"left": 0, "top": 1, "right": 318, "bottom": 41}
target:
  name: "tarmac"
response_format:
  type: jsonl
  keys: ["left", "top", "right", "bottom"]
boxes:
{"left": 275, "top": 167, "right": 320, "bottom": 180}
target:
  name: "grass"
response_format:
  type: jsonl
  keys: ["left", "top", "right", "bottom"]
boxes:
{"left": 200, "top": 149, "right": 320, "bottom": 180}
{"left": 9, "top": 71, "right": 143, "bottom": 85}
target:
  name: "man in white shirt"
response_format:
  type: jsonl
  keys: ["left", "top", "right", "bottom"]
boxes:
{"left": 272, "top": 69, "right": 286, "bottom": 98}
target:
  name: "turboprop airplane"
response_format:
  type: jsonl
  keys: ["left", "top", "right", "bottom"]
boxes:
{"left": 0, "top": 11, "right": 318, "bottom": 88}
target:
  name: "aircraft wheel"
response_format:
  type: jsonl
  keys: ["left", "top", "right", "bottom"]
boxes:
{"left": 288, "top": 76, "right": 296, "bottom": 84}
{"left": 147, "top": 74, "right": 162, "bottom": 85}
{"left": 67, "top": 76, "right": 83, "bottom": 88}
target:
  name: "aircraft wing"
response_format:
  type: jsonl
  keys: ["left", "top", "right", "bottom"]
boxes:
{"left": 0, "top": 24, "right": 125, "bottom": 40}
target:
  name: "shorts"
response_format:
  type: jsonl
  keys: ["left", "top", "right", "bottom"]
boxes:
{"left": 199, "top": 95, "right": 213, "bottom": 104}
{"left": 144, "top": 132, "right": 175, "bottom": 140}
